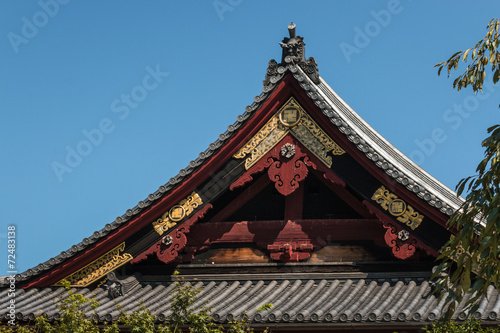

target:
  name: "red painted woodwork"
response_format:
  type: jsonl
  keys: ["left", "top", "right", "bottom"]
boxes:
{"left": 267, "top": 241, "right": 313, "bottom": 262}
{"left": 209, "top": 174, "right": 271, "bottom": 222}
{"left": 23, "top": 76, "right": 294, "bottom": 288}
{"left": 231, "top": 136, "right": 316, "bottom": 196}
{"left": 256, "top": 219, "right": 315, "bottom": 262}
{"left": 24, "top": 72, "right": 449, "bottom": 287}
{"left": 183, "top": 219, "right": 388, "bottom": 262}
{"left": 382, "top": 223, "right": 416, "bottom": 260}
{"left": 363, "top": 201, "right": 438, "bottom": 259}
{"left": 131, "top": 204, "right": 212, "bottom": 265}
{"left": 284, "top": 184, "right": 304, "bottom": 220}
{"left": 132, "top": 219, "right": 388, "bottom": 265}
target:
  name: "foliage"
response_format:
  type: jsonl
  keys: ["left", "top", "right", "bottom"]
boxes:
{"left": 33, "top": 280, "right": 111, "bottom": 333}
{"left": 435, "top": 19, "right": 500, "bottom": 92}
{"left": 0, "top": 277, "right": 272, "bottom": 333}
{"left": 432, "top": 18, "right": 500, "bottom": 316}
{"left": 162, "top": 276, "right": 223, "bottom": 333}
{"left": 423, "top": 317, "right": 499, "bottom": 333}
{"left": 227, "top": 304, "right": 272, "bottom": 333}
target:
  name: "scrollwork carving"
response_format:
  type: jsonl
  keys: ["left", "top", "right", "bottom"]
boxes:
{"left": 153, "top": 192, "right": 203, "bottom": 235}
{"left": 131, "top": 205, "right": 212, "bottom": 265}
{"left": 233, "top": 97, "right": 344, "bottom": 170}
{"left": 232, "top": 136, "right": 316, "bottom": 196}
{"left": 299, "top": 57, "right": 320, "bottom": 84}
{"left": 54, "top": 242, "right": 132, "bottom": 287}
{"left": 371, "top": 186, "right": 423, "bottom": 230}
{"left": 382, "top": 223, "right": 416, "bottom": 260}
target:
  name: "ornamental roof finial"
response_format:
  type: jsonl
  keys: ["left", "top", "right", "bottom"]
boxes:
{"left": 280, "top": 22, "right": 305, "bottom": 64}
{"left": 263, "top": 23, "right": 320, "bottom": 85}
{"left": 288, "top": 22, "right": 296, "bottom": 38}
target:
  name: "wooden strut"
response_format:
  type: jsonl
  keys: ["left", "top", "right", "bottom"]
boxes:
{"left": 362, "top": 200, "right": 438, "bottom": 259}
{"left": 231, "top": 136, "right": 316, "bottom": 197}
{"left": 131, "top": 204, "right": 213, "bottom": 265}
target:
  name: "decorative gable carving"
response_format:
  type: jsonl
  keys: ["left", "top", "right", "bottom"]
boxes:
{"left": 54, "top": 242, "right": 133, "bottom": 287}
{"left": 233, "top": 97, "right": 344, "bottom": 170}
{"left": 153, "top": 191, "right": 203, "bottom": 235}
{"left": 231, "top": 136, "right": 315, "bottom": 196}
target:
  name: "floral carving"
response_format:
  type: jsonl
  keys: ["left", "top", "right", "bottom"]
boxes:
{"left": 232, "top": 136, "right": 316, "bottom": 196}
{"left": 132, "top": 205, "right": 212, "bottom": 265}
{"left": 280, "top": 143, "right": 296, "bottom": 158}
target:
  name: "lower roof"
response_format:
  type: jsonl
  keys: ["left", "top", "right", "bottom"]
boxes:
{"left": 3, "top": 272, "right": 500, "bottom": 327}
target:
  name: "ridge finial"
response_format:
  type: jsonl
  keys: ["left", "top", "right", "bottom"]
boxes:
{"left": 264, "top": 23, "right": 320, "bottom": 85}
{"left": 288, "top": 22, "right": 296, "bottom": 38}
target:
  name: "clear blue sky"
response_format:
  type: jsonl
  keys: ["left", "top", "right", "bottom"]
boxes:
{"left": 1, "top": 1, "right": 499, "bottom": 274}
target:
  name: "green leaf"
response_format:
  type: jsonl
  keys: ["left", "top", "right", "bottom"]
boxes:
{"left": 487, "top": 207, "right": 499, "bottom": 223}
{"left": 463, "top": 48, "right": 471, "bottom": 61}
{"left": 438, "top": 66, "right": 443, "bottom": 76}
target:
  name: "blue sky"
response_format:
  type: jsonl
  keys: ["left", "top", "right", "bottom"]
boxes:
{"left": 1, "top": 1, "right": 499, "bottom": 274}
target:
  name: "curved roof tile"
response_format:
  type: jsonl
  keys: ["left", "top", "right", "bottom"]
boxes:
{"left": 3, "top": 276, "right": 499, "bottom": 326}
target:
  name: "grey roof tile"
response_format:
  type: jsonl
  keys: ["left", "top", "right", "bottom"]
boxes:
{"left": 3, "top": 276, "right": 500, "bottom": 326}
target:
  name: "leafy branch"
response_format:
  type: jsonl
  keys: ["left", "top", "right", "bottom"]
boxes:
{"left": 432, "top": 18, "right": 500, "bottom": 318}
{"left": 435, "top": 19, "right": 500, "bottom": 92}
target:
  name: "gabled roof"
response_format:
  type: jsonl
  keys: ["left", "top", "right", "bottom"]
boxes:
{"left": 6, "top": 23, "right": 462, "bottom": 289}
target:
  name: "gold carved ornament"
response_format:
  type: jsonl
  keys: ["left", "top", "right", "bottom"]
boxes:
{"left": 152, "top": 191, "right": 203, "bottom": 235}
{"left": 371, "top": 186, "right": 424, "bottom": 230}
{"left": 54, "top": 242, "right": 132, "bottom": 287}
{"left": 233, "top": 97, "right": 345, "bottom": 169}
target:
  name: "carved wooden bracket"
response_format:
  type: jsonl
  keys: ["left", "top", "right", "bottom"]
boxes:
{"left": 362, "top": 200, "right": 438, "bottom": 260}
{"left": 131, "top": 204, "right": 212, "bottom": 265}
{"left": 267, "top": 241, "right": 314, "bottom": 262}
{"left": 381, "top": 223, "right": 416, "bottom": 260}
{"left": 231, "top": 136, "right": 317, "bottom": 196}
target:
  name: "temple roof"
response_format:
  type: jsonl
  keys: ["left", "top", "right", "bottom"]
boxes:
{"left": 4, "top": 24, "right": 463, "bottom": 290}
{"left": 4, "top": 273, "right": 499, "bottom": 327}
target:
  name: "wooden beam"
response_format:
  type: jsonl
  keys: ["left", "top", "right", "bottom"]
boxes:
{"left": 209, "top": 174, "right": 271, "bottom": 222}
{"left": 313, "top": 169, "right": 375, "bottom": 219}
{"left": 188, "top": 219, "right": 385, "bottom": 247}
{"left": 284, "top": 183, "right": 304, "bottom": 220}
